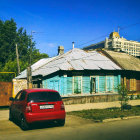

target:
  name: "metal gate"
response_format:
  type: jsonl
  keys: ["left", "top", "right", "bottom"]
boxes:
{"left": 0, "top": 82, "right": 13, "bottom": 106}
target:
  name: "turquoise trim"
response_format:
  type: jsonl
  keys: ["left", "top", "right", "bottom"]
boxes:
{"left": 42, "top": 74, "right": 121, "bottom": 95}
{"left": 95, "top": 76, "right": 99, "bottom": 93}
{"left": 82, "top": 76, "right": 90, "bottom": 94}
{"left": 99, "top": 76, "right": 106, "bottom": 93}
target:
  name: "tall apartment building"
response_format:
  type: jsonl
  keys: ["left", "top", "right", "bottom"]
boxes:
{"left": 84, "top": 32, "right": 140, "bottom": 57}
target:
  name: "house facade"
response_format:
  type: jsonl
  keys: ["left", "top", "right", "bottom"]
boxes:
{"left": 42, "top": 70, "right": 121, "bottom": 96}
{"left": 15, "top": 48, "right": 121, "bottom": 96}
{"left": 98, "top": 49, "right": 140, "bottom": 94}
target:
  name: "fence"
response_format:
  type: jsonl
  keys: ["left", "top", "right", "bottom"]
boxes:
{"left": 0, "top": 82, "right": 12, "bottom": 106}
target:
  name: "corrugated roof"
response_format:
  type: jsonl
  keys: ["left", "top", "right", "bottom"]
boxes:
{"left": 16, "top": 57, "right": 56, "bottom": 79}
{"left": 102, "top": 50, "right": 140, "bottom": 71}
{"left": 16, "top": 48, "right": 121, "bottom": 79}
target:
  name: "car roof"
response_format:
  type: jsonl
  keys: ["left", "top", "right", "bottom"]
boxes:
{"left": 23, "top": 88, "right": 58, "bottom": 94}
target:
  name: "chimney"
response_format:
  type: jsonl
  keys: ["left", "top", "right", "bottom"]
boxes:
{"left": 72, "top": 42, "right": 75, "bottom": 49}
{"left": 58, "top": 46, "right": 64, "bottom": 55}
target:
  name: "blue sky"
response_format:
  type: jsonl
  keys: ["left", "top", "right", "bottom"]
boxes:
{"left": 0, "top": 0, "right": 140, "bottom": 57}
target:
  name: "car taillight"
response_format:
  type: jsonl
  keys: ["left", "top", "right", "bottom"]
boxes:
{"left": 26, "top": 103, "right": 32, "bottom": 113}
{"left": 61, "top": 103, "right": 65, "bottom": 110}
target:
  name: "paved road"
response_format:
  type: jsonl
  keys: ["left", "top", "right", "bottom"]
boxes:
{"left": 0, "top": 115, "right": 140, "bottom": 140}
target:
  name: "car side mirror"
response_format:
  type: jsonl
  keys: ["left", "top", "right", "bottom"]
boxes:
{"left": 9, "top": 97, "right": 15, "bottom": 101}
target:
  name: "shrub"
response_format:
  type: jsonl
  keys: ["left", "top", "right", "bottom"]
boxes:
{"left": 130, "top": 94, "right": 134, "bottom": 100}
{"left": 93, "top": 116, "right": 104, "bottom": 122}
{"left": 118, "top": 84, "right": 129, "bottom": 111}
{"left": 120, "top": 115, "right": 125, "bottom": 119}
{"left": 122, "top": 104, "right": 132, "bottom": 110}
{"left": 136, "top": 95, "right": 140, "bottom": 99}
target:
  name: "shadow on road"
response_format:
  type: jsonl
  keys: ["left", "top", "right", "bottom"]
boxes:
{"left": 11, "top": 119, "right": 63, "bottom": 131}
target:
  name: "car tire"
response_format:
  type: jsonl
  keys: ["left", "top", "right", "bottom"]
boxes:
{"left": 20, "top": 116, "right": 29, "bottom": 131}
{"left": 9, "top": 109, "right": 13, "bottom": 121}
{"left": 57, "top": 119, "right": 65, "bottom": 126}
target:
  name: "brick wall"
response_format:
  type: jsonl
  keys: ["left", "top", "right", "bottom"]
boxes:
{"left": 13, "top": 79, "right": 27, "bottom": 97}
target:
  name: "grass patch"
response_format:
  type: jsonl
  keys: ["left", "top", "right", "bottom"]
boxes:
{"left": 67, "top": 106, "right": 140, "bottom": 122}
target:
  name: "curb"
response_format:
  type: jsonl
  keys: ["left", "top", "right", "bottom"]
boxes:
{"left": 103, "top": 116, "right": 140, "bottom": 123}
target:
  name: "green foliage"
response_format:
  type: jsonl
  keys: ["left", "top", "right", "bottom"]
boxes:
{"left": 0, "top": 19, "right": 17, "bottom": 64}
{"left": 31, "top": 50, "right": 49, "bottom": 64}
{"left": 136, "top": 95, "right": 140, "bottom": 99}
{"left": 0, "top": 59, "right": 29, "bottom": 81}
{"left": 0, "top": 19, "right": 49, "bottom": 81}
{"left": 118, "top": 84, "right": 129, "bottom": 111}
{"left": 130, "top": 94, "right": 134, "bottom": 100}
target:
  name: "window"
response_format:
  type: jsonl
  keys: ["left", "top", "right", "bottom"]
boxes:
{"left": 67, "top": 77, "right": 73, "bottom": 94}
{"left": 99, "top": 76, "right": 106, "bottom": 92}
{"left": 15, "top": 91, "right": 22, "bottom": 100}
{"left": 19, "top": 91, "right": 26, "bottom": 101}
{"left": 130, "top": 79, "right": 136, "bottom": 91}
{"left": 15, "top": 91, "right": 26, "bottom": 101}
{"left": 49, "top": 80, "right": 59, "bottom": 91}
{"left": 74, "top": 76, "right": 82, "bottom": 94}
{"left": 106, "top": 76, "right": 113, "bottom": 92}
{"left": 27, "top": 92, "right": 61, "bottom": 102}
{"left": 90, "top": 77, "right": 96, "bottom": 93}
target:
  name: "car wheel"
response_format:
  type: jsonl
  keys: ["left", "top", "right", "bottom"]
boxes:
{"left": 20, "top": 116, "right": 29, "bottom": 130}
{"left": 57, "top": 119, "right": 65, "bottom": 126}
{"left": 9, "top": 109, "right": 13, "bottom": 121}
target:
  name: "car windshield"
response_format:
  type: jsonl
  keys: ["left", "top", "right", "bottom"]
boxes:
{"left": 27, "top": 92, "right": 62, "bottom": 102}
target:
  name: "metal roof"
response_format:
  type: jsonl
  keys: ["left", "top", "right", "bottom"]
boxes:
{"left": 15, "top": 57, "right": 56, "bottom": 79}
{"left": 15, "top": 48, "right": 121, "bottom": 79}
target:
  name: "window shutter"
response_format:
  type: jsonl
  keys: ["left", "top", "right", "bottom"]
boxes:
{"left": 67, "top": 77, "right": 73, "bottom": 94}
{"left": 82, "top": 76, "right": 90, "bottom": 94}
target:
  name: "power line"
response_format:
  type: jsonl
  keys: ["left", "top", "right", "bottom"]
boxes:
{"left": 75, "top": 34, "right": 109, "bottom": 48}
{"left": 75, "top": 21, "right": 140, "bottom": 48}
{"left": 119, "top": 21, "right": 140, "bottom": 30}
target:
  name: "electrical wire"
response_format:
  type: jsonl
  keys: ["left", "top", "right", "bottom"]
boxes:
{"left": 75, "top": 34, "right": 109, "bottom": 48}
{"left": 75, "top": 21, "right": 140, "bottom": 48}
{"left": 119, "top": 21, "right": 140, "bottom": 30}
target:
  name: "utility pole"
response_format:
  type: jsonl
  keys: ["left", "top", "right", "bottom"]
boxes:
{"left": 27, "top": 31, "right": 35, "bottom": 89}
{"left": 27, "top": 66, "right": 32, "bottom": 89}
{"left": 16, "top": 44, "right": 20, "bottom": 75}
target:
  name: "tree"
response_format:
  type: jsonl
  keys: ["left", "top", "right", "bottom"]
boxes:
{"left": 0, "top": 19, "right": 17, "bottom": 65}
{"left": 118, "top": 84, "right": 130, "bottom": 111}
{"left": 0, "top": 18, "right": 49, "bottom": 81}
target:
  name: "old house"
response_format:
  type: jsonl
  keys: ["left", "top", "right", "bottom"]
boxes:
{"left": 102, "top": 50, "right": 140, "bottom": 93}
{"left": 14, "top": 48, "right": 122, "bottom": 98}
{"left": 98, "top": 49, "right": 140, "bottom": 94}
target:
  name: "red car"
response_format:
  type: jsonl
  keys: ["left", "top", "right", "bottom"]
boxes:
{"left": 9, "top": 89, "right": 66, "bottom": 130}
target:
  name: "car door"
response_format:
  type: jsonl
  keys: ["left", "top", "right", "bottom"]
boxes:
{"left": 11, "top": 91, "right": 22, "bottom": 118}
{"left": 16, "top": 91, "right": 27, "bottom": 120}
{"left": 13, "top": 91, "right": 25, "bottom": 120}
